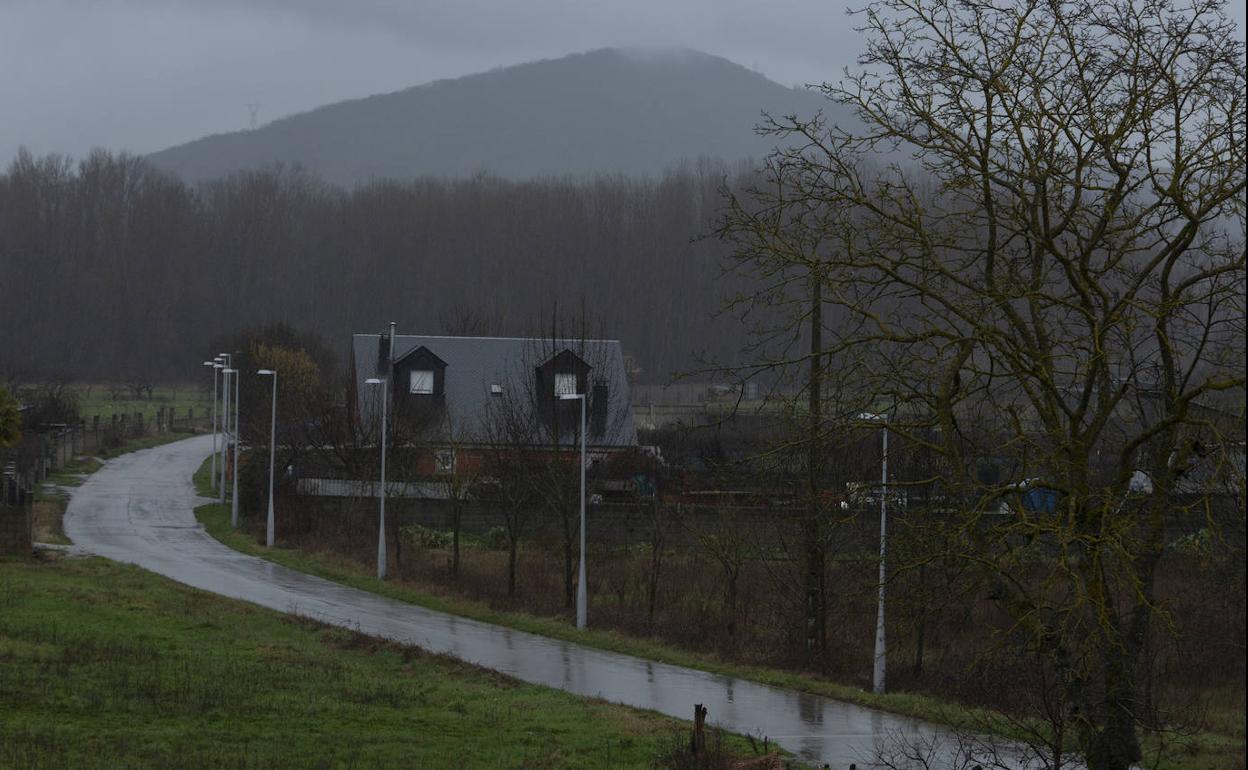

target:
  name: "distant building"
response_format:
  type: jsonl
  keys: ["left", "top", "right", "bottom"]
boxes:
{"left": 343, "top": 329, "right": 637, "bottom": 481}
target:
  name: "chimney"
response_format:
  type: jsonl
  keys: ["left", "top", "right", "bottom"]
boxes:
{"left": 389, "top": 321, "right": 397, "bottom": 365}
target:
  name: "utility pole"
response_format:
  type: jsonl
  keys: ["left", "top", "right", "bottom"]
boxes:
{"left": 873, "top": 421, "right": 888, "bottom": 694}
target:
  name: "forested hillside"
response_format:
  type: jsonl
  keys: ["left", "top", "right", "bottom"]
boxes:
{"left": 0, "top": 150, "right": 755, "bottom": 383}
{"left": 146, "top": 48, "right": 838, "bottom": 185}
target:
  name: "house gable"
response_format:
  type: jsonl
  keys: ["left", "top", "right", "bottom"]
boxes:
{"left": 534, "top": 349, "right": 592, "bottom": 438}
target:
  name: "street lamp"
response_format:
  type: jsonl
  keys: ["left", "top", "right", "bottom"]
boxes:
{"left": 202, "top": 361, "right": 219, "bottom": 491}
{"left": 257, "top": 369, "right": 278, "bottom": 547}
{"left": 222, "top": 367, "right": 241, "bottom": 528}
{"left": 859, "top": 411, "right": 889, "bottom": 694}
{"left": 218, "top": 353, "right": 232, "bottom": 501}
{"left": 364, "top": 378, "right": 388, "bottom": 579}
{"left": 559, "top": 391, "right": 588, "bottom": 630}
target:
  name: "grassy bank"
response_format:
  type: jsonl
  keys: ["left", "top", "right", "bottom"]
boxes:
{"left": 32, "top": 456, "right": 103, "bottom": 545}
{"left": 0, "top": 553, "right": 733, "bottom": 769}
{"left": 193, "top": 457, "right": 1244, "bottom": 770}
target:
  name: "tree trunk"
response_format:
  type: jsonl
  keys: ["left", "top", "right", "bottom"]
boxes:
{"left": 564, "top": 504, "right": 575, "bottom": 609}
{"left": 390, "top": 504, "right": 402, "bottom": 573}
{"left": 507, "top": 535, "right": 518, "bottom": 597}
{"left": 643, "top": 499, "right": 664, "bottom": 630}
{"left": 450, "top": 502, "right": 461, "bottom": 580}
{"left": 913, "top": 562, "right": 927, "bottom": 679}
{"left": 647, "top": 544, "right": 661, "bottom": 630}
{"left": 804, "top": 269, "right": 826, "bottom": 656}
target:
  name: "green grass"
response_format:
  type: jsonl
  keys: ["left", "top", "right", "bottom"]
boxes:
{"left": 192, "top": 456, "right": 1245, "bottom": 770}
{"left": 31, "top": 457, "right": 105, "bottom": 545}
{"left": 0, "top": 553, "right": 719, "bottom": 769}
{"left": 74, "top": 383, "right": 210, "bottom": 423}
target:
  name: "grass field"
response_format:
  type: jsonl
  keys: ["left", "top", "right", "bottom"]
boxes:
{"left": 74, "top": 383, "right": 210, "bottom": 423}
{"left": 0, "top": 553, "right": 724, "bottom": 770}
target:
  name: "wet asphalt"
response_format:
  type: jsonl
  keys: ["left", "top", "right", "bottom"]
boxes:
{"left": 63, "top": 434, "right": 951, "bottom": 767}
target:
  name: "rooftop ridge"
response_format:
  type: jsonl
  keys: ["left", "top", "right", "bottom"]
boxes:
{"left": 352, "top": 333, "right": 623, "bottom": 344}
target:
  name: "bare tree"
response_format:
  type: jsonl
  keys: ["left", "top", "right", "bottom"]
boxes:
{"left": 478, "top": 386, "right": 541, "bottom": 598}
{"left": 690, "top": 504, "right": 758, "bottom": 642}
{"left": 520, "top": 308, "right": 633, "bottom": 609}
{"left": 0, "top": 388, "right": 21, "bottom": 448}
{"left": 717, "top": 0, "right": 1245, "bottom": 767}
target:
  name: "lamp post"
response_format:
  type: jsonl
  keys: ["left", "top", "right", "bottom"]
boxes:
{"left": 202, "top": 361, "right": 219, "bottom": 491}
{"left": 859, "top": 411, "right": 889, "bottom": 694}
{"left": 218, "top": 353, "right": 232, "bottom": 501}
{"left": 257, "top": 369, "right": 278, "bottom": 547}
{"left": 364, "top": 378, "right": 388, "bottom": 579}
{"left": 558, "top": 391, "right": 588, "bottom": 630}
{"left": 230, "top": 366, "right": 241, "bottom": 529}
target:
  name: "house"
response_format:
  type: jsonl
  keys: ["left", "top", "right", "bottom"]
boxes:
{"left": 346, "top": 327, "right": 638, "bottom": 480}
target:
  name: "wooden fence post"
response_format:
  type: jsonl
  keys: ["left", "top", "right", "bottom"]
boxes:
{"left": 691, "top": 704, "right": 707, "bottom": 755}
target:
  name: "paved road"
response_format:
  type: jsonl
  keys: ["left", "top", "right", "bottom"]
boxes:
{"left": 65, "top": 435, "right": 948, "bottom": 768}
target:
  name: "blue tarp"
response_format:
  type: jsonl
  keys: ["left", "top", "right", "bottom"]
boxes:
{"left": 1021, "top": 486, "right": 1059, "bottom": 514}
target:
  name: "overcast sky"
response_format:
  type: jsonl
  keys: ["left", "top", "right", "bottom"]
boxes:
{"left": 2, "top": 0, "right": 1244, "bottom": 165}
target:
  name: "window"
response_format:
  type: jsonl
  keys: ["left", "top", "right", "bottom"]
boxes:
{"left": 409, "top": 369, "right": 434, "bottom": 394}
{"left": 435, "top": 449, "right": 455, "bottom": 474}
{"left": 554, "top": 372, "right": 577, "bottom": 397}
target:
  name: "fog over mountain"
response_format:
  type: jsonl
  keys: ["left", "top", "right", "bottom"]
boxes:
{"left": 147, "top": 48, "right": 847, "bottom": 185}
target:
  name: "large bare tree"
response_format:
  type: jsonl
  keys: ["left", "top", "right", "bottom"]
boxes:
{"left": 718, "top": 0, "right": 1245, "bottom": 767}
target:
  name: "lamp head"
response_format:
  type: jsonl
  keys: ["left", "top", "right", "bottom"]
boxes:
{"left": 364, "top": 378, "right": 384, "bottom": 386}
{"left": 257, "top": 369, "right": 275, "bottom": 376}
{"left": 558, "top": 393, "right": 584, "bottom": 401}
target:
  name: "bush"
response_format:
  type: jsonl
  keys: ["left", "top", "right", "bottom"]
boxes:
{"left": 1170, "top": 528, "right": 1218, "bottom": 560}
{"left": 401, "top": 524, "right": 451, "bottom": 550}
{"left": 480, "top": 526, "right": 509, "bottom": 551}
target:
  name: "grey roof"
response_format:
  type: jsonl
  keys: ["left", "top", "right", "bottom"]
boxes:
{"left": 351, "top": 333, "right": 637, "bottom": 447}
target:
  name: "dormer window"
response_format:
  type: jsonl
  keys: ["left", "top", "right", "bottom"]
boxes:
{"left": 410, "top": 369, "right": 434, "bottom": 395}
{"left": 554, "top": 372, "right": 577, "bottom": 397}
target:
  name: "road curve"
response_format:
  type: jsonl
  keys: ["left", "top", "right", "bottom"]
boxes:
{"left": 65, "top": 435, "right": 945, "bottom": 767}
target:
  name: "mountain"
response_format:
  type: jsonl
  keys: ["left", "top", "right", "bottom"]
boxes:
{"left": 147, "top": 48, "right": 846, "bottom": 186}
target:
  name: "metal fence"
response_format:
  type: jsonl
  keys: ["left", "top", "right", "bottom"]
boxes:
{"left": 284, "top": 491, "right": 886, "bottom": 553}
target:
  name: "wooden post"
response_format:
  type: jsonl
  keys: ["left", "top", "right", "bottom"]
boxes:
{"left": 691, "top": 703, "right": 707, "bottom": 755}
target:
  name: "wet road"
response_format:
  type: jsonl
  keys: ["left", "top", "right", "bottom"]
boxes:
{"left": 64, "top": 435, "right": 948, "bottom": 768}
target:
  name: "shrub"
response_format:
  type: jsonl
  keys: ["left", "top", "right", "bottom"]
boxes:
{"left": 480, "top": 526, "right": 509, "bottom": 551}
{"left": 401, "top": 524, "right": 451, "bottom": 550}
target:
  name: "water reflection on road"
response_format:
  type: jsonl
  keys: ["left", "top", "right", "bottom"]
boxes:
{"left": 65, "top": 435, "right": 951, "bottom": 767}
